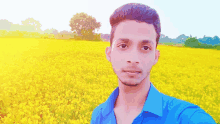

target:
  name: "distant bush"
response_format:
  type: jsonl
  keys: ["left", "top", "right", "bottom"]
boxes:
{"left": 54, "top": 34, "right": 71, "bottom": 39}
{"left": 73, "top": 33, "right": 102, "bottom": 41}
{"left": 198, "top": 43, "right": 214, "bottom": 49}
{"left": 184, "top": 37, "right": 220, "bottom": 50}
{"left": 0, "top": 30, "right": 8, "bottom": 36}
{"left": 214, "top": 44, "right": 220, "bottom": 50}
{"left": 0, "top": 30, "right": 103, "bottom": 42}
{"left": 93, "top": 33, "right": 102, "bottom": 41}
{"left": 0, "top": 30, "right": 44, "bottom": 38}
{"left": 40, "top": 33, "right": 55, "bottom": 39}
{"left": 184, "top": 37, "right": 200, "bottom": 48}
{"left": 74, "top": 35, "right": 83, "bottom": 40}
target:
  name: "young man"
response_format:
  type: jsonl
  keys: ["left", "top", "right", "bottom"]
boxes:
{"left": 91, "top": 3, "right": 216, "bottom": 124}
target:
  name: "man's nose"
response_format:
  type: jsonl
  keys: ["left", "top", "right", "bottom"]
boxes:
{"left": 127, "top": 50, "right": 140, "bottom": 64}
{"left": 127, "top": 60, "right": 139, "bottom": 64}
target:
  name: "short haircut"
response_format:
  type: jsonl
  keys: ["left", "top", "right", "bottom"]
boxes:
{"left": 109, "top": 3, "right": 161, "bottom": 48}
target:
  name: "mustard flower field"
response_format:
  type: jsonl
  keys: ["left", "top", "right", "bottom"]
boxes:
{"left": 0, "top": 38, "right": 219, "bottom": 124}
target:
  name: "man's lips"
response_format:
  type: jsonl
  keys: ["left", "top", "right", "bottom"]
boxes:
{"left": 123, "top": 70, "right": 141, "bottom": 73}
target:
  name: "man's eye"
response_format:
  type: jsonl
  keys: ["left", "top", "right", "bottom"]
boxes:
{"left": 119, "top": 44, "right": 127, "bottom": 48}
{"left": 118, "top": 44, "right": 150, "bottom": 50}
{"left": 142, "top": 46, "right": 150, "bottom": 50}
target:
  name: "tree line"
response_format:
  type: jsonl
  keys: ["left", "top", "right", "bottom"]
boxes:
{"left": 0, "top": 12, "right": 220, "bottom": 50}
{"left": 159, "top": 34, "right": 220, "bottom": 50}
{"left": 0, "top": 13, "right": 103, "bottom": 41}
{"left": 160, "top": 34, "right": 220, "bottom": 45}
{"left": 184, "top": 37, "right": 220, "bottom": 50}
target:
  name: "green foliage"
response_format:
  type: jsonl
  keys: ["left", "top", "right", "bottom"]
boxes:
{"left": 21, "top": 18, "right": 42, "bottom": 32}
{"left": 184, "top": 37, "right": 200, "bottom": 48}
{"left": 0, "top": 29, "right": 102, "bottom": 42}
{"left": 93, "top": 33, "right": 102, "bottom": 41}
{"left": 214, "top": 44, "right": 220, "bottom": 50}
{"left": 0, "top": 18, "right": 42, "bottom": 33}
{"left": 80, "top": 29, "right": 94, "bottom": 40}
{"left": 5, "top": 30, "right": 20, "bottom": 38}
{"left": 0, "top": 30, "right": 8, "bottom": 36}
{"left": 74, "top": 36, "right": 83, "bottom": 40}
{"left": 17, "top": 30, "right": 24, "bottom": 37}
{"left": 79, "top": 29, "right": 102, "bottom": 41}
{"left": 0, "top": 19, "right": 13, "bottom": 31}
{"left": 40, "top": 34, "right": 49, "bottom": 39}
{"left": 199, "top": 43, "right": 214, "bottom": 49}
{"left": 183, "top": 37, "right": 220, "bottom": 50}
{"left": 0, "top": 30, "right": 44, "bottom": 38}
{"left": 40, "top": 33, "right": 55, "bottom": 39}
{"left": 69, "top": 12, "right": 101, "bottom": 36}
{"left": 44, "top": 28, "right": 58, "bottom": 35}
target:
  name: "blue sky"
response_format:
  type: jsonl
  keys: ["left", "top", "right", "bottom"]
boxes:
{"left": 1, "top": 0, "right": 219, "bottom": 39}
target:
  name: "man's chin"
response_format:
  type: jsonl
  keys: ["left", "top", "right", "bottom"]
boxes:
{"left": 118, "top": 76, "right": 146, "bottom": 86}
{"left": 121, "top": 80, "right": 140, "bottom": 87}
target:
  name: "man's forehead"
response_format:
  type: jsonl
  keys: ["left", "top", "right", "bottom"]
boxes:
{"left": 115, "top": 20, "right": 156, "bottom": 34}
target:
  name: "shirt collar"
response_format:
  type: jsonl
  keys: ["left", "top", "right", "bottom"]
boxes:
{"left": 101, "top": 82, "right": 163, "bottom": 118}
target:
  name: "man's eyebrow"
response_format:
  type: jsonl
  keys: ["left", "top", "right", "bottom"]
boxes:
{"left": 118, "top": 38, "right": 154, "bottom": 45}
{"left": 117, "top": 38, "right": 129, "bottom": 43}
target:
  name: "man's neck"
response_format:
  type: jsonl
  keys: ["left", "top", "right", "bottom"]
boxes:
{"left": 114, "top": 77, "right": 151, "bottom": 111}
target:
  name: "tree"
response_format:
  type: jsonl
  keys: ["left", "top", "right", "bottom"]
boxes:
{"left": 9, "top": 24, "right": 35, "bottom": 32}
{"left": 212, "top": 36, "right": 220, "bottom": 45}
{"left": 54, "top": 30, "right": 74, "bottom": 39}
{"left": 0, "top": 30, "right": 8, "bottom": 37}
{"left": 21, "top": 18, "right": 42, "bottom": 33}
{"left": 69, "top": 12, "right": 101, "bottom": 40}
{"left": 60, "top": 30, "right": 72, "bottom": 34}
{"left": 44, "top": 28, "right": 58, "bottom": 35}
{"left": 184, "top": 37, "right": 201, "bottom": 48}
{"left": 52, "top": 29, "right": 59, "bottom": 35}
{"left": 0, "top": 19, "right": 12, "bottom": 31}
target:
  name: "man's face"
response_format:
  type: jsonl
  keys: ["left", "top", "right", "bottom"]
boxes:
{"left": 106, "top": 20, "right": 160, "bottom": 87}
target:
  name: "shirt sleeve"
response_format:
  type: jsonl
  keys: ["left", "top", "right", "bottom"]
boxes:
{"left": 188, "top": 109, "right": 216, "bottom": 124}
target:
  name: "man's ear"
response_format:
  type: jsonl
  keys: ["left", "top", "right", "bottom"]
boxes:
{"left": 105, "top": 46, "right": 111, "bottom": 62}
{"left": 154, "top": 49, "right": 160, "bottom": 65}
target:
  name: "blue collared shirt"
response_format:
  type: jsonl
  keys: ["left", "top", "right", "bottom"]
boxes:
{"left": 91, "top": 82, "right": 216, "bottom": 124}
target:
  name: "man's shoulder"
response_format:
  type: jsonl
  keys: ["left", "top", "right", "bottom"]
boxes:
{"left": 90, "top": 103, "right": 104, "bottom": 124}
{"left": 162, "top": 94, "right": 216, "bottom": 123}
{"left": 92, "top": 103, "right": 104, "bottom": 114}
{"left": 187, "top": 109, "right": 216, "bottom": 124}
{"left": 162, "top": 94, "right": 199, "bottom": 112}
{"left": 162, "top": 94, "right": 200, "bottom": 118}
{"left": 180, "top": 106, "right": 216, "bottom": 124}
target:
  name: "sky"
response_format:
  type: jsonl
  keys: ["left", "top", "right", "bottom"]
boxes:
{"left": 1, "top": 0, "right": 219, "bottom": 39}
